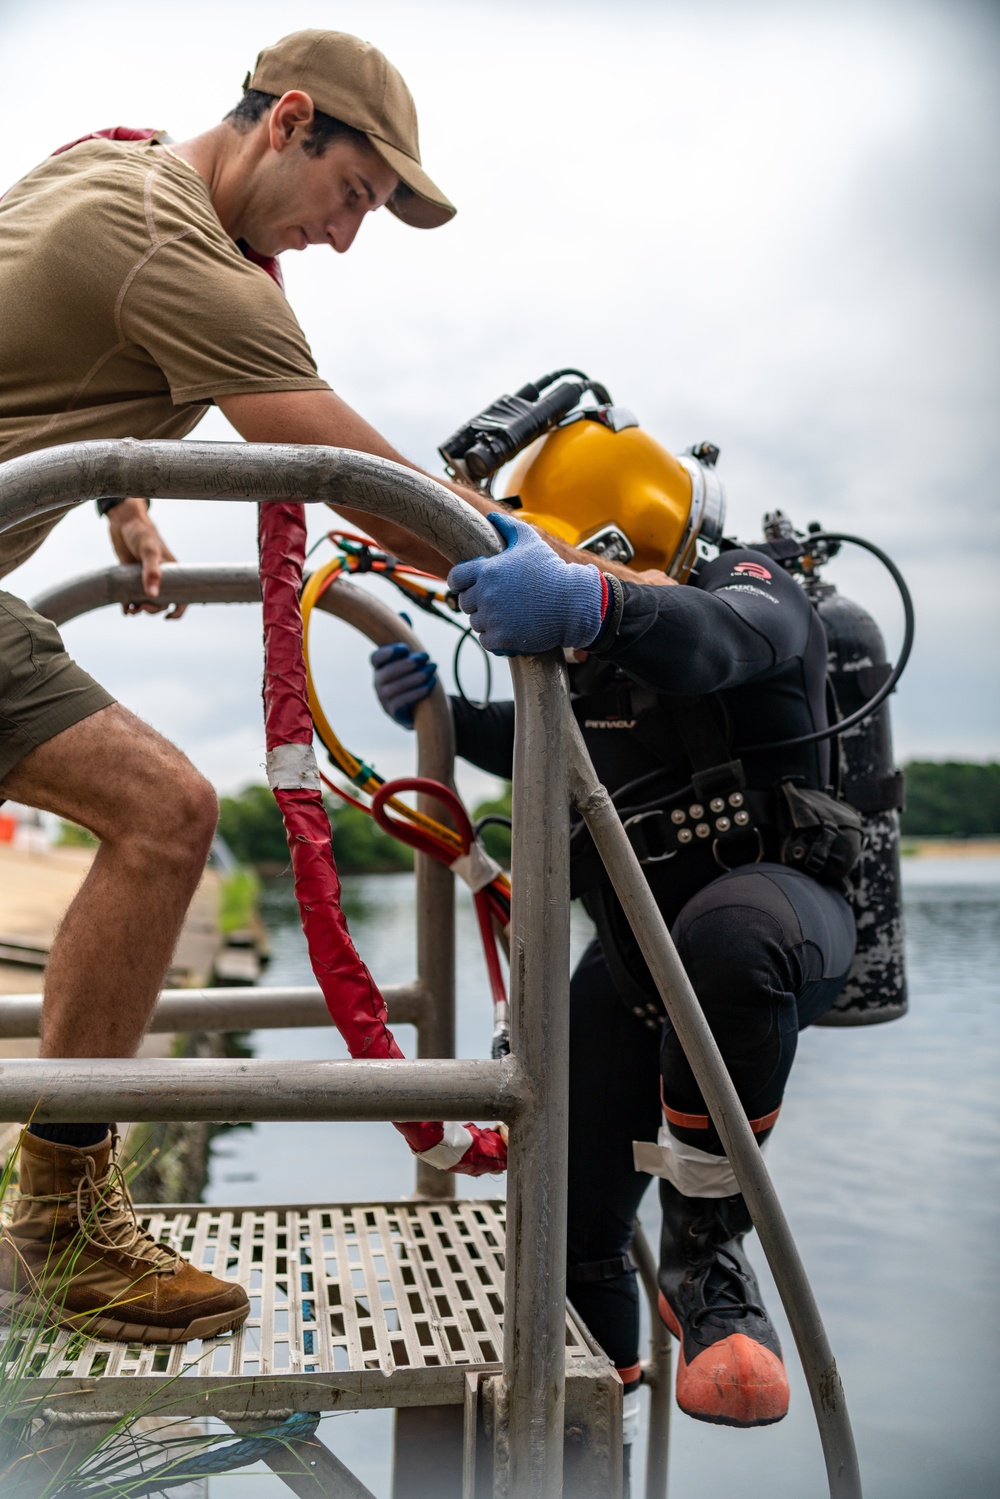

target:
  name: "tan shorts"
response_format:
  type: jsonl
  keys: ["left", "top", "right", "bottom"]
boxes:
{"left": 0, "top": 590, "right": 115, "bottom": 784}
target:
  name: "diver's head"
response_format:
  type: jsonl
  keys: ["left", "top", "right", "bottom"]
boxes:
{"left": 502, "top": 413, "right": 726, "bottom": 582}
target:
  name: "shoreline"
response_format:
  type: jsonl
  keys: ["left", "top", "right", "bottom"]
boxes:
{"left": 901, "top": 838, "right": 1000, "bottom": 858}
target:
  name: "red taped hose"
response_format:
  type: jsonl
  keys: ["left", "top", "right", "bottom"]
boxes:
{"left": 371, "top": 778, "right": 510, "bottom": 1014}
{"left": 258, "top": 501, "right": 506, "bottom": 1177}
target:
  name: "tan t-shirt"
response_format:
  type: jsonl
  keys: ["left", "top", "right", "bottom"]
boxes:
{"left": 0, "top": 135, "right": 331, "bottom": 575}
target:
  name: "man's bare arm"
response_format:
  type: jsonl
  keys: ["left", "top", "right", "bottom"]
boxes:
{"left": 218, "top": 388, "right": 672, "bottom": 585}
{"left": 218, "top": 388, "right": 497, "bottom": 576}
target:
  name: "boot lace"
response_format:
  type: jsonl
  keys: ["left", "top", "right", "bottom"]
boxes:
{"left": 684, "top": 1213, "right": 763, "bottom": 1329}
{"left": 21, "top": 1138, "right": 180, "bottom": 1275}
{"left": 73, "top": 1150, "right": 179, "bottom": 1273}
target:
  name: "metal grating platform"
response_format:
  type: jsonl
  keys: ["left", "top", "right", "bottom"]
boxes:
{"left": 3, "top": 1200, "right": 600, "bottom": 1418}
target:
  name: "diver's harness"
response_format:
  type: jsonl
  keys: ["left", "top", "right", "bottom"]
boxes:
{"left": 563, "top": 517, "right": 913, "bottom": 900}
{"left": 568, "top": 686, "right": 866, "bottom": 900}
{"left": 565, "top": 681, "right": 869, "bottom": 1023}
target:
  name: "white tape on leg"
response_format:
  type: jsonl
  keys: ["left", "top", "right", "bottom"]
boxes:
{"left": 417, "top": 1121, "right": 474, "bottom": 1171}
{"left": 633, "top": 1126, "right": 744, "bottom": 1198}
{"left": 267, "top": 743, "right": 322, "bottom": 792}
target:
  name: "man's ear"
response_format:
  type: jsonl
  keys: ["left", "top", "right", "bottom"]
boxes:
{"left": 268, "top": 91, "right": 315, "bottom": 153}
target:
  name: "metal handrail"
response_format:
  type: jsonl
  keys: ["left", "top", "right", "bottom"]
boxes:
{"left": 630, "top": 1223, "right": 672, "bottom": 1499}
{"left": 0, "top": 439, "right": 862, "bottom": 1498}
{"left": 26, "top": 561, "right": 672, "bottom": 1491}
{"left": 32, "top": 559, "right": 461, "bottom": 1202}
{"left": 569, "top": 727, "right": 861, "bottom": 1496}
{"left": 0, "top": 440, "right": 571, "bottom": 1499}
{"left": 0, "top": 984, "right": 421, "bottom": 1036}
{"left": 0, "top": 1055, "right": 519, "bottom": 1122}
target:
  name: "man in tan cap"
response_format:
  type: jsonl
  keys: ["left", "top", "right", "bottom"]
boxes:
{"left": 241, "top": 28, "right": 457, "bottom": 230}
{"left": 0, "top": 29, "right": 495, "bottom": 1345}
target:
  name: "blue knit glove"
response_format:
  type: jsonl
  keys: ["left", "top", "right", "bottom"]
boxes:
{"left": 447, "top": 513, "right": 605, "bottom": 655}
{"left": 370, "top": 643, "right": 438, "bottom": 727}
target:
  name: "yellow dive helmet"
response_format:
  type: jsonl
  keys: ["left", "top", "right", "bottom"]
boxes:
{"left": 438, "top": 372, "right": 726, "bottom": 583}
{"left": 503, "top": 412, "right": 726, "bottom": 582}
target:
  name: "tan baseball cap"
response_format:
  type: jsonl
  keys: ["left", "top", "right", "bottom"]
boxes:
{"left": 245, "top": 29, "right": 456, "bottom": 230}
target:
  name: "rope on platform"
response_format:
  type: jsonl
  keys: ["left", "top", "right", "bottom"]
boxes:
{"left": 67, "top": 1411, "right": 321, "bottom": 1495}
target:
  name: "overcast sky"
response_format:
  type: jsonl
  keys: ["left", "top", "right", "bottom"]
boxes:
{"left": 0, "top": 0, "right": 996, "bottom": 798}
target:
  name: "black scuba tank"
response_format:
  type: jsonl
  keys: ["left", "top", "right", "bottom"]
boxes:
{"left": 811, "top": 582, "right": 907, "bottom": 1024}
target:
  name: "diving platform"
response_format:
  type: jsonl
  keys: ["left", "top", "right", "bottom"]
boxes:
{"left": 4, "top": 1200, "right": 622, "bottom": 1499}
{"left": 0, "top": 442, "right": 863, "bottom": 1498}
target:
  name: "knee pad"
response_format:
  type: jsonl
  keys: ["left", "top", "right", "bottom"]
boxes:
{"left": 672, "top": 900, "right": 792, "bottom": 1019}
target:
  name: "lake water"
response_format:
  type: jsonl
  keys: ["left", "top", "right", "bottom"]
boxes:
{"left": 204, "top": 857, "right": 1000, "bottom": 1499}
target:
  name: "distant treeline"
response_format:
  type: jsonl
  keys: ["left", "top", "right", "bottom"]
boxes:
{"left": 217, "top": 784, "right": 413, "bottom": 875}
{"left": 900, "top": 761, "right": 1000, "bottom": 839}
{"left": 209, "top": 762, "right": 1000, "bottom": 874}
{"left": 217, "top": 781, "right": 515, "bottom": 876}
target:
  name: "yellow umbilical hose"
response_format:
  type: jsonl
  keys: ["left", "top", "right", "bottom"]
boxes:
{"left": 300, "top": 556, "right": 509, "bottom": 887}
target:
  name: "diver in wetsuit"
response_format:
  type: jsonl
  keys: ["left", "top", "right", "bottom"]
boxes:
{"left": 372, "top": 507, "right": 857, "bottom": 1442}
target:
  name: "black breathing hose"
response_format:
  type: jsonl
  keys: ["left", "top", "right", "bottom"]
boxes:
{"left": 514, "top": 369, "right": 592, "bottom": 400}
{"left": 747, "top": 533, "right": 915, "bottom": 752}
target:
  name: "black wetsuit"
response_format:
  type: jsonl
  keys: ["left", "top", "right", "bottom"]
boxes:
{"left": 451, "top": 549, "right": 856, "bottom": 1380}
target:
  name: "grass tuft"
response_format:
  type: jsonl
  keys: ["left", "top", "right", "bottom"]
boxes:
{"left": 0, "top": 1129, "right": 293, "bottom": 1495}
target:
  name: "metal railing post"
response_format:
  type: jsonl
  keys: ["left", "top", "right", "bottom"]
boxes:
{"left": 630, "top": 1224, "right": 672, "bottom": 1499}
{"left": 411, "top": 649, "right": 456, "bottom": 1204}
{"left": 567, "top": 720, "right": 862, "bottom": 1499}
{"left": 498, "top": 653, "right": 572, "bottom": 1499}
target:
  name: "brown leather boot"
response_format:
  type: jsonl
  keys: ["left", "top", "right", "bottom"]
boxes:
{"left": 0, "top": 1130, "right": 249, "bottom": 1343}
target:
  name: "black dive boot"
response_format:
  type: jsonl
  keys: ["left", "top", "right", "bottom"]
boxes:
{"left": 657, "top": 1178, "right": 789, "bottom": 1427}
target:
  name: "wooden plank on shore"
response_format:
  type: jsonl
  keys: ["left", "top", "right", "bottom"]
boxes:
{"left": 0, "top": 843, "right": 251, "bottom": 1194}
{"left": 0, "top": 842, "right": 224, "bottom": 992}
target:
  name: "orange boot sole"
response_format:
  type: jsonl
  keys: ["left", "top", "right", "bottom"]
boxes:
{"left": 658, "top": 1290, "right": 790, "bottom": 1428}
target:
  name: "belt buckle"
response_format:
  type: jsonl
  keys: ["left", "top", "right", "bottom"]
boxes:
{"left": 622, "top": 808, "right": 677, "bottom": 864}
